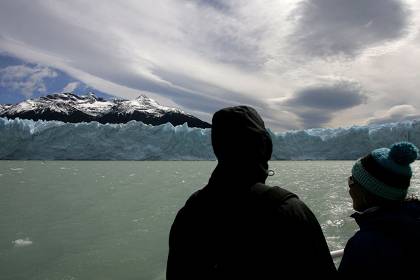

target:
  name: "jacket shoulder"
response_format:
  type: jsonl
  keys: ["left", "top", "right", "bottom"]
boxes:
{"left": 251, "top": 183, "right": 297, "bottom": 202}
{"left": 252, "top": 183, "right": 317, "bottom": 222}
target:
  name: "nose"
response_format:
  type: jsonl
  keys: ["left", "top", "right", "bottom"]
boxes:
{"left": 348, "top": 176, "right": 355, "bottom": 188}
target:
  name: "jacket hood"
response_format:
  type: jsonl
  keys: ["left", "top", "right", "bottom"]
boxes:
{"left": 210, "top": 106, "right": 273, "bottom": 187}
{"left": 211, "top": 106, "right": 272, "bottom": 164}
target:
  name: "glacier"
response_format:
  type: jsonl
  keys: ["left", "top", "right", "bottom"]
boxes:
{"left": 0, "top": 117, "right": 419, "bottom": 160}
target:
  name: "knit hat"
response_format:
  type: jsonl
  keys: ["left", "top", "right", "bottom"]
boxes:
{"left": 352, "top": 142, "right": 419, "bottom": 201}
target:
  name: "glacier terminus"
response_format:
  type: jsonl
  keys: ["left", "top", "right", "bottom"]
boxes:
{"left": 0, "top": 117, "right": 419, "bottom": 160}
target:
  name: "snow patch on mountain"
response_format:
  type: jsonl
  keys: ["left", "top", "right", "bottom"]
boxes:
{"left": 1, "top": 92, "right": 184, "bottom": 117}
{"left": 0, "top": 92, "right": 210, "bottom": 128}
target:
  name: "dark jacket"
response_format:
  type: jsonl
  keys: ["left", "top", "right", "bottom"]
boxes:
{"left": 167, "top": 106, "right": 336, "bottom": 279}
{"left": 339, "top": 201, "right": 420, "bottom": 275}
{"left": 166, "top": 166, "right": 337, "bottom": 279}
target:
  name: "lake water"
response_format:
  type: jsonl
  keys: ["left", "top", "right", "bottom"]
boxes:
{"left": 1, "top": 161, "right": 419, "bottom": 280}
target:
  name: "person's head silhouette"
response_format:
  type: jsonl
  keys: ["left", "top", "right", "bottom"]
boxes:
{"left": 211, "top": 106, "right": 273, "bottom": 183}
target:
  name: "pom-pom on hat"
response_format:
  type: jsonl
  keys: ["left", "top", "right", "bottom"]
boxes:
{"left": 352, "top": 142, "right": 419, "bottom": 201}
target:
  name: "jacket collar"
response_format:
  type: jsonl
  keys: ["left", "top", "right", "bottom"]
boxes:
{"left": 351, "top": 201, "right": 420, "bottom": 229}
{"left": 207, "top": 162, "right": 268, "bottom": 192}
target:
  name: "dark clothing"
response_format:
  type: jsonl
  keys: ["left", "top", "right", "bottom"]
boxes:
{"left": 339, "top": 201, "right": 420, "bottom": 275}
{"left": 167, "top": 106, "right": 336, "bottom": 279}
{"left": 167, "top": 166, "right": 337, "bottom": 279}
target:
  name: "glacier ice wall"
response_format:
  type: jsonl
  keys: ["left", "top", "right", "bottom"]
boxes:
{"left": 1, "top": 117, "right": 419, "bottom": 160}
{"left": 271, "top": 121, "right": 420, "bottom": 160}
{"left": 0, "top": 118, "right": 213, "bottom": 160}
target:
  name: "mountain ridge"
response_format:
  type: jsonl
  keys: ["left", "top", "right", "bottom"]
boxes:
{"left": 0, "top": 92, "right": 211, "bottom": 128}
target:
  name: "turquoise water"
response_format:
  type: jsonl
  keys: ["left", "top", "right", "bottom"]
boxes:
{"left": 0, "top": 161, "right": 419, "bottom": 280}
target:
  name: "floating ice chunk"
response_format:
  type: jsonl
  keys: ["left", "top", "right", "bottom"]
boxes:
{"left": 12, "top": 238, "right": 33, "bottom": 247}
{"left": 10, "top": 168, "right": 24, "bottom": 171}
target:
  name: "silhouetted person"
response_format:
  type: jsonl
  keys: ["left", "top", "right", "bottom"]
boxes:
{"left": 339, "top": 142, "right": 420, "bottom": 276}
{"left": 166, "top": 106, "right": 336, "bottom": 279}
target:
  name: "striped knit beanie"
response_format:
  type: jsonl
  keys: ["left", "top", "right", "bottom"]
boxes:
{"left": 352, "top": 142, "right": 419, "bottom": 201}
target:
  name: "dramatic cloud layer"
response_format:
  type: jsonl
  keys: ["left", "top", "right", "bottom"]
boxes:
{"left": 0, "top": 0, "right": 419, "bottom": 131}
{"left": 291, "top": 0, "right": 410, "bottom": 57}
{"left": 285, "top": 81, "right": 366, "bottom": 110}
{"left": 281, "top": 80, "right": 367, "bottom": 128}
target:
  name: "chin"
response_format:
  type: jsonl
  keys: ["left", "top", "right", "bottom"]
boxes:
{"left": 352, "top": 204, "right": 363, "bottom": 212}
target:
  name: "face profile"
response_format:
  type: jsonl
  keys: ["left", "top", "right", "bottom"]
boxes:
{"left": 348, "top": 176, "right": 368, "bottom": 212}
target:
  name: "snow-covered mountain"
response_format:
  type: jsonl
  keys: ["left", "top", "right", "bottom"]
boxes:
{"left": 0, "top": 93, "right": 211, "bottom": 128}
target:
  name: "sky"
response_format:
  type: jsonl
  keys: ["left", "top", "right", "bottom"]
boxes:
{"left": 1, "top": 0, "right": 420, "bottom": 132}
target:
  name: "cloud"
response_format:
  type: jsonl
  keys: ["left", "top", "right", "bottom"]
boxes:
{"left": 290, "top": 0, "right": 410, "bottom": 57}
{"left": 263, "top": 108, "right": 303, "bottom": 131}
{"left": 195, "top": 0, "right": 231, "bottom": 12}
{"left": 0, "top": 64, "right": 57, "bottom": 97}
{"left": 285, "top": 81, "right": 366, "bottom": 110}
{"left": 62, "top": 81, "right": 80, "bottom": 93}
{"left": 368, "top": 105, "right": 420, "bottom": 124}
{"left": 294, "top": 110, "right": 333, "bottom": 129}
{"left": 281, "top": 80, "right": 367, "bottom": 128}
{"left": 0, "top": 0, "right": 271, "bottom": 107}
{"left": 174, "top": 1, "right": 273, "bottom": 69}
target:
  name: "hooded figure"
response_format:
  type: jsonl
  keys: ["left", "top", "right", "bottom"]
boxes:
{"left": 166, "top": 106, "right": 336, "bottom": 279}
